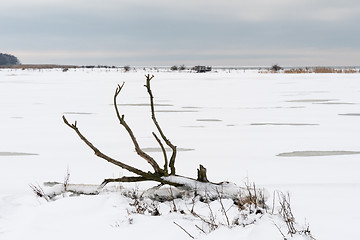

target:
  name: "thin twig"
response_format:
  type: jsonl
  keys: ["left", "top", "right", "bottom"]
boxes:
{"left": 174, "top": 221, "right": 194, "bottom": 239}
{"left": 152, "top": 132, "right": 168, "bottom": 175}
{"left": 273, "top": 222, "right": 286, "bottom": 239}
{"left": 278, "top": 192, "right": 297, "bottom": 236}
{"left": 195, "top": 224, "right": 206, "bottom": 234}
{"left": 206, "top": 201, "right": 218, "bottom": 231}
{"left": 272, "top": 190, "right": 276, "bottom": 215}
{"left": 191, "top": 210, "right": 218, "bottom": 230}
{"left": 63, "top": 166, "right": 70, "bottom": 191}
{"left": 169, "top": 186, "right": 177, "bottom": 212}
{"left": 253, "top": 183, "right": 257, "bottom": 209}
{"left": 29, "top": 184, "right": 49, "bottom": 202}
{"left": 216, "top": 188, "right": 230, "bottom": 227}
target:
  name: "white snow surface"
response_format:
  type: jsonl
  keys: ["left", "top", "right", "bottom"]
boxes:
{"left": 1, "top": 68, "right": 360, "bottom": 239}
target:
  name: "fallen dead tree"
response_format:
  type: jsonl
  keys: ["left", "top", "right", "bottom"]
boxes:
{"left": 32, "top": 74, "right": 259, "bottom": 201}
{"left": 62, "top": 74, "right": 219, "bottom": 189}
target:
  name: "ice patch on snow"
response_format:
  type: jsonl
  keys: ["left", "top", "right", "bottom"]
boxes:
{"left": 339, "top": 113, "right": 360, "bottom": 116}
{"left": 315, "top": 102, "right": 356, "bottom": 105}
{"left": 63, "top": 112, "right": 94, "bottom": 115}
{"left": 277, "top": 151, "right": 360, "bottom": 157}
{"left": 116, "top": 103, "right": 173, "bottom": 107}
{"left": 142, "top": 147, "right": 195, "bottom": 152}
{"left": 155, "top": 110, "right": 199, "bottom": 113}
{"left": 182, "top": 125, "right": 205, "bottom": 128}
{"left": 0, "top": 152, "right": 39, "bottom": 156}
{"left": 181, "top": 106, "right": 202, "bottom": 109}
{"left": 286, "top": 99, "right": 338, "bottom": 103}
{"left": 196, "top": 119, "right": 222, "bottom": 122}
{"left": 251, "top": 123, "right": 318, "bottom": 126}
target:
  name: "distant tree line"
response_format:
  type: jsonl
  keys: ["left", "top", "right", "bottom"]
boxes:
{"left": 0, "top": 53, "right": 20, "bottom": 66}
{"left": 170, "top": 65, "right": 186, "bottom": 71}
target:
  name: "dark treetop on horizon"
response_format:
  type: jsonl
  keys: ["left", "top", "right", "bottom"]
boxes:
{"left": 0, "top": 53, "right": 20, "bottom": 66}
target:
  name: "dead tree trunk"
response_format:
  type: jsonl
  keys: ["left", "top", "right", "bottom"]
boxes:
{"left": 63, "top": 74, "right": 210, "bottom": 187}
{"left": 197, "top": 165, "right": 209, "bottom": 182}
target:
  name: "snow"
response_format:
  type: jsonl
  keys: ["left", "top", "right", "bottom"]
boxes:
{"left": 1, "top": 68, "right": 360, "bottom": 239}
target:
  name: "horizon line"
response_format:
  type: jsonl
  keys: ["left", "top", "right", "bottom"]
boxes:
{"left": 2, "top": 63, "right": 360, "bottom": 70}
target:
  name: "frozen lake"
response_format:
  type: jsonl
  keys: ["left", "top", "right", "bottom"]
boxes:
{"left": 1, "top": 68, "right": 360, "bottom": 239}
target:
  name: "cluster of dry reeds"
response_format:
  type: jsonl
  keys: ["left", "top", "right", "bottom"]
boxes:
{"left": 284, "top": 67, "right": 358, "bottom": 74}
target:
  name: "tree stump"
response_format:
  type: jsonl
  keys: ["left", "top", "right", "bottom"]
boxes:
{"left": 197, "top": 164, "right": 209, "bottom": 182}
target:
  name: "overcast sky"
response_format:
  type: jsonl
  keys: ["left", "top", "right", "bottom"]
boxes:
{"left": 2, "top": 0, "right": 360, "bottom": 66}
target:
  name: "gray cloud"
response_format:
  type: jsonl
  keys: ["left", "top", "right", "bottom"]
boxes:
{"left": 2, "top": 0, "right": 360, "bottom": 65}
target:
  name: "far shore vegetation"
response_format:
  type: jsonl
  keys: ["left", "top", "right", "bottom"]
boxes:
{"left": 1, "top": 53, "right": 359, "bottom": 73}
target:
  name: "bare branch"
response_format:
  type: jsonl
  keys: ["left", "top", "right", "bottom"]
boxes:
{"left": 29, "top": 184, "right": 49, "bottom": 202}
{"left": 63, "top": 167, "right": 70, "bottom": 191}
{"left": 273, "top": 222, "right": 287, "bottom": 239}
{"left": 191, "top": 210, "right": 218, "bottom": 230}
{"left": 100, "top": 176, "right": 149, "bottom": 188}
{"left": 169, "top": 186, "right": 177, "bottom": 212}
{"left": 113, "top": 83, "right": 163, "bottom": 175}
{"left": 152, "top": 132, "right": 168, "bottom": 175}
{"left": 278, "top": 192, "right": 297, "bottom": 236}
{"left": 195, "top": 225, "right": 206, "bottom": 234}
{"left": 216, "top": 188, "right": 230, "bottom": 227}
{"left": 63, "top": 115, "right": 149, "bottom": 177}
{"left": 173, "top": 221, "right": 195, "bottom": 239}
{"left": 144, "top": 74, "right": 177, "bottom": 174}
{"left": 63, "top": 115, "right": 183, "bottom": 186}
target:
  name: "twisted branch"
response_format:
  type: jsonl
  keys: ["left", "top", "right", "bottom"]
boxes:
{"left": 62, "top": 116, "right": 181, "bottom": 187}
{"left": 145, "top": 74, "right": 177, "bottom": 174}
{"left": 63, "top": 116, "right": 148, "bottom": 177}
{"left": 114, "top": 83, "right": 163, "bottom": 175}
{"left": 61, "top": 75, "right": 194, "bottom": 187}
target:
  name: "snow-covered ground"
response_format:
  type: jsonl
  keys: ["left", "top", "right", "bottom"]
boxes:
{"left": 1, "top": 68, "right": 359, "bottom": 239}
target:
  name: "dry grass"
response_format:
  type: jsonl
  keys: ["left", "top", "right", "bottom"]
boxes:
{"left": 283, "top": 68, "right": 309, "bottom": 74}
{"left": 235, "top": 182, "right": 266, "bottom": 212}
{"left": 343, "top": 69, "right": 358, "bottom": 73}
{"left": 284, "top": 67, "right": 359, "bottom": 74}
{"left": 29, "top": 184, "right": 49, "bottom": 202}
{"left": 0, "top": 64, "right": 79, "bottom": 69}
{"left": 313, "top": 67, "right": 341, "bottom": 73}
